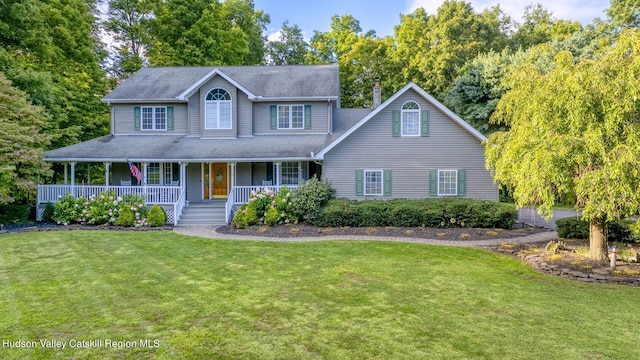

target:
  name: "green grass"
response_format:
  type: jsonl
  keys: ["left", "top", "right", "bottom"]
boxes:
{"left": 0, "top": 231, "right": 638, "bottom": 359}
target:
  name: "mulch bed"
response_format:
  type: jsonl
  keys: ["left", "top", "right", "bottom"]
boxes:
{"left": 216, "top": 222, "right": 550, "bottom": 241}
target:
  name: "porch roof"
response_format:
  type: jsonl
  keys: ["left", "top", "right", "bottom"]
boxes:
{"left": 44, "top": 134, "right": 339, "bottom": 163}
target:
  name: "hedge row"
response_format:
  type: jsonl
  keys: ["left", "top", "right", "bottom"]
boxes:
{"left": 556, "top": 217, "right": 640, "bottom": 243}
{"left": 312, "top": 198, "right": 518, "bottom": 229}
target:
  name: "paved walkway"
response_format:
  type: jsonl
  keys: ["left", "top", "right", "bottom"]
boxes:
{"left": 174, "top": 226, "right": 558, "bottom": 248}
{"left": 517, "top": 208, "right": 581, "bottom": 229}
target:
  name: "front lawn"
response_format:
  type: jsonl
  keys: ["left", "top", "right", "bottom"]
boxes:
{"left": 0, "top": 231, "right": 638, "bottom": 359}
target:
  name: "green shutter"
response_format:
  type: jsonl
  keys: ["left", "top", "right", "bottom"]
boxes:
{"left": 392, "top": 110, "right": 401, "bottom": 137}
{"left": 304, "top": 104, "right": 312, "bottom": 129}
{"left": 167, "top": 106, "right": 174, "bottom": 131}
{"left": 383, "top": 170, "right": 392, "bottom": 196}
{"left": 270, "top": 105, "right": 277, "bottom": 130}
{"left": 457, "top": 169, "right": 466, "bottom": 197}
{"left": 421, "top": 110, "right": 430, "bottom": 137}
{"left": 429, "top": 170, "right": 437, "bottom": 196}
{"left": 134, "top": 106, "right": 141, "bottom": 131}
{"left": 355, "top": 170, "right": 364, "bottom": 196}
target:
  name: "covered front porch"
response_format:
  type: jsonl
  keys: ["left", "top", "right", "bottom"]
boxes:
{"left": 37, "top": 160, "right": 319, "bottom": 225}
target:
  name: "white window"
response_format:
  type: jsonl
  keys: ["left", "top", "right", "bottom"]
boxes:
{"left": 401, "top": 101, "right": 420, "bottom": 136}
{"left": 280, "top": 162, "right": 300, "bottom": 185}
{"left": 205, "top": 88, "right": 232, "bottom": 129}
{"left": 147, "top": 163, "right": 161, "bottom": 185}
{"left": 278, "top": 105, "right": 304, "bottom": 129}
{"left": 141, "top": 107, "right": 167, "bottom": 130}
{"left": 164, "top": 163, "right": 173, "bottom": 185}
{"left": 438, "top": 170, "right": 457, "bottom": 196}
{"left": 364, "top": 170, "right": 383, "bottom": 196}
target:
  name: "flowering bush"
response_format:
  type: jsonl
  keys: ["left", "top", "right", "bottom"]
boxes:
{"left": 233, "top": 187, "right": 296, "bottom": 227}
{"left": 288, "top": 175, "right": 334, "bottom": 223}
{"left": 52, "top": 191, "right": 147, "bottom": 226}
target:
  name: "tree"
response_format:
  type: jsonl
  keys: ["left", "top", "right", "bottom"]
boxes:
{"left": 147, "top": 0, "right": 268, "bottom": 66}
{"left": 265, "top": 21, "right": 308, "bottom": 65}
{"left": 103, "top": 0, "right": 153, "bottom": 80}
{"left": 306, "top": 14, "right": 374, "bottom": 64}
{"left": 607, "top": 0, "right": 640, "bottom": 28}
{"left": 0, "top": 0, "right": 110, "bottom": 150}
{"left": 511, "top": 3, "right": 582, "bottom": 50}
{"left": 485, "top": 30, "right": 640, "bottom": 261}
{"left": 0, "top": 72, "right": 52, "bottom": 204}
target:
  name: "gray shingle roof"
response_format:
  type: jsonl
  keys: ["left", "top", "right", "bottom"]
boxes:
{"left": 44, "top": 134, "right": 342, "bottom": 162}
{"left": 103, "top": 65, "right": 339, "bottom": 102}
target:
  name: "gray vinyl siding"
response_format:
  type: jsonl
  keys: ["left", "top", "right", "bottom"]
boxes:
{"left": 237, "top": 93, "right": 253, "bottom": 137}
{"left": 112, "top": 104, "right": 188, "bottom": 135}
{"left": 188, "top": 92, "right": 201, "bottom": 137}
{"left": 253, "top": 102, "right": 330, "bottom": 134}
{"left": 323, "top": 89, "right": 497, "bottom": 201}
{"left": 187, "top": 163, "right": 202, "bottom": 203}
{"left": 200, "top": 76, "right": 237, "bottom": 138}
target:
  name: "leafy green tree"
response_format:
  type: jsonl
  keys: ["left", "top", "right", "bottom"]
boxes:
{"left": 0, "top": 72, "right": 52, "bottom": 204}
{"left": 265, "top": 21, "right": 308, "bottom": 65}
{"left": 0, "top": 0, "right": 110, "bottom": 149}
{"left": 103, "top": 0, "right": 153, "bottom": 80}
{"left": 147, "top": 0, "right": 268, "bottom": 66}
{"left": 511, "top": 3, "right": 583, "bottom": 50}
{"left": 607, "top": 0, "right": 640, "bottom": 28}
{"left": 485, "top": 29, "right": 640, "bottom": 261}
{"left": 306, "top": 14, "right": 374, "bottom": 64}
{"left": 390, "top": 1, "right": 509, "bottom": 97}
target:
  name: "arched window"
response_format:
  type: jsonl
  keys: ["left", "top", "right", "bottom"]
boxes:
{"left": 205, "top": 88, "right": 232, "bottom": 129}
{"left": 401, "top": 101, "right": 420, "bottom": 136}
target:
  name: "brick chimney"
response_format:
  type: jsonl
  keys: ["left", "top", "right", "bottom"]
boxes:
{"left": 373, "top": 79, "right": 381, "bottom": 109}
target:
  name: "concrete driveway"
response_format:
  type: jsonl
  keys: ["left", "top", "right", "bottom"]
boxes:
{"left": 517, "top": 207, "right": 581, "bottom": 229}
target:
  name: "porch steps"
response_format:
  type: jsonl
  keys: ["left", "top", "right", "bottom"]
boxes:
{"left": 176, "top": 201, "right": 227, "bottom": 227}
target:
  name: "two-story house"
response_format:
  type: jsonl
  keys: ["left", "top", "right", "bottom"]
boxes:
{"left": 37, "top": 65, "right": 498, "bottom": 225}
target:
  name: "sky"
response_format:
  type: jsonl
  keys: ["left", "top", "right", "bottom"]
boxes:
{"left": 254, "top": 0, "right": 611, "bottom": 40}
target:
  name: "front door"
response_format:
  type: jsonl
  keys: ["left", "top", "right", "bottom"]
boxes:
{"left": 203, "top": 162, "right": 227, "bottom": 199}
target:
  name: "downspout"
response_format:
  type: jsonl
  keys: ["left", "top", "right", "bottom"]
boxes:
{"left": 310, "top": 152, "right": 323, "bottom": 165}
{"left": 327, "top": 100, "right": 333, "bottom": 134}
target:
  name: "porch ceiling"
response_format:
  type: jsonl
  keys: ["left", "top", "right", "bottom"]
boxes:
{"left": 43, "top": 134, "right": 338, "bottom": 162}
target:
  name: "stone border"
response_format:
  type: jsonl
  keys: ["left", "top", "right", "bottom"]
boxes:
{"left": 493, "top": 248, "right": 640, "bottom": 286}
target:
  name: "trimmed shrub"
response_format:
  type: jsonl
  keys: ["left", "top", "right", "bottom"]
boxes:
{"left": 390, "top": 205, "right": 428, "bottom": 227}
{"left": 232, "top": 202, "right": 259, "bottom": 228}
{"left": 556, "top": 218, "right": 589, "bottom": 239}
{"left": 147, "top": 205, "right": 167, "bottom": 226}
{"left": 314, "top": 198, "right": 517, "bottom": 229}
{"left": 289, "top": 175, "right": 335, "bottom": 223}
{"left": 116, "top": 206, "right": 135, "bottom": 227}
{"left": 264, "top": 207, "right": 279, "bottom": 226}
{"left": 42, "top": 203, "right": 55, "bottom": 223}
{"left": 0, "top": 204, "right": 31, "bottom": 224}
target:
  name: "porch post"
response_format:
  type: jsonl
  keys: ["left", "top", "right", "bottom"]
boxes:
{"left": 64, "top": 163, "right": 68, "bottom": 185}
{"left": 104, "top": 162, "right": 111, "bottom": 189}
{"left": 179, "top": 162, "right": 188, "bottom": 194}
{"left": 142, "top": 163, "right": 149, "bottom": 195}
{"left": 274, "top": 162, "right": 282, "bottom": 186}
{"left": 229, "top": 162, "right": 236, "bottom": 193}
{"left": 70, "top": 162, "right": 76, "bottom": 197}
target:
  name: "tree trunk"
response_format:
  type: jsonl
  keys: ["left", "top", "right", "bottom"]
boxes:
{"left": 588, "top": 218, "right": 608, "bottom": 261}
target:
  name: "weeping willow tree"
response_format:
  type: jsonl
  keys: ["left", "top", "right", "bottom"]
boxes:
{"left": 486, "top": 29, "right": 640, "bottom": 261}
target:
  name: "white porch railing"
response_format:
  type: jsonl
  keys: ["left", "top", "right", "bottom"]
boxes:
{"left": 37, "top": 185, "right": 181, "bottom": 205}
{"left": 225, "top": 189, "right": 236, "bottom": 224}
{"left": 173, "top": 188, "right": 186, "bottom": 226}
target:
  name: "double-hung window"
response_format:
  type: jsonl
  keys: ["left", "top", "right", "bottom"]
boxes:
{"left": 141, "top": 107, "right": 167, "bottom": 130}
{"left": 401, "top": 101, "right": 420, "bottom": 136}
{"left": 438, "top": 170, "right": 457, "bottom": 196}
{"left": 147, "top": 163, "right": 161, "bottom": 185}
{"left": 364, "top": 170, "right": 383, "bottom": 196}
{"left": 278, "top": 105, "right": 304, "bottom": 129}
{"left": 205, "top": 88, "right": 232, "bottom": 129}
{"left": 280, "top": 161, "right": 300, "bottom": 185}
